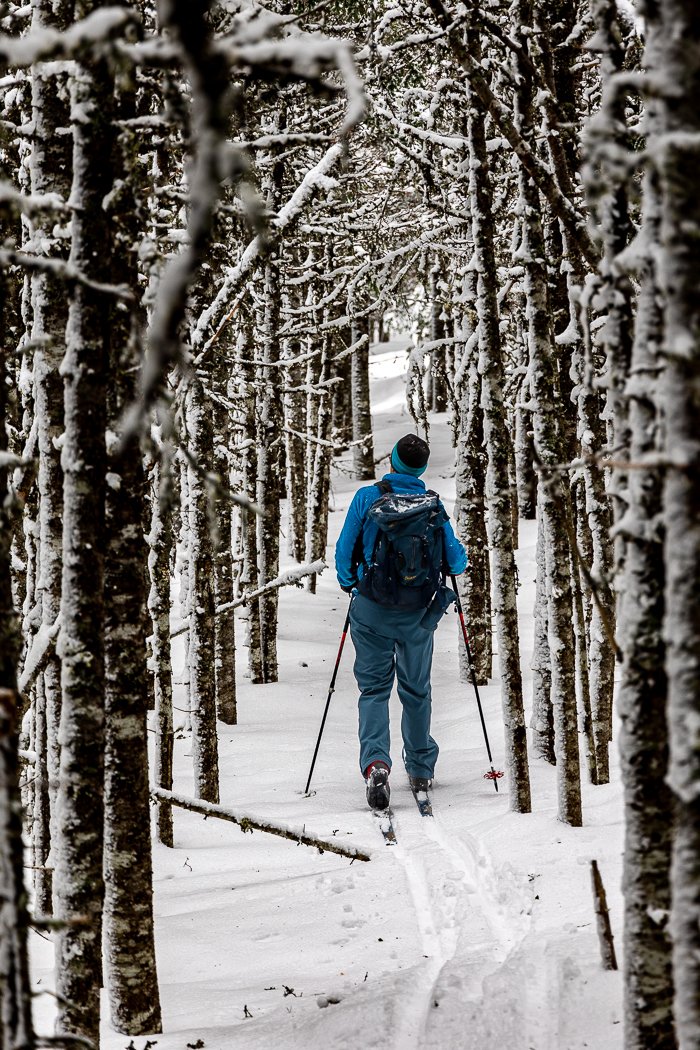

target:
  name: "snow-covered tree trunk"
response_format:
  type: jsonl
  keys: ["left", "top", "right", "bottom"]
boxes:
{"left": 284, "top": 283, "right": 307, "bottom": 563}
{"left": 185, "top": 376, "right": 219, "bottom": 802}
{"left": 0, "top": 311, "right": 35, "bottom": 1050}
{"left": 574, "top": 295, "right": 615, "bottom": 785}
{"left": 332, "top": 327, "right": 353, "bottom": 451}
{"left": 351, "top": 318, "right": 374, "bottom": 480}
{"left": 28, "top": 0, "right": 72, "bottom": 916}
{"left": 429, "top": 262, "right": 448, "bottom": 412}
{"left": 530, "top": 513, "right": 554, "bottom": 763}
{"left": 616, "top": 157, "right": 675, "bottom": 1049}
{"left": 466, "top": 29, "right": 530, "bottom": 812}
{"left": 515, "top": 0, "right": 580, "bottom": 825}
{"left": 102, "top": 92, "right": 161, "bottom": 1032}
{"left": 148, "top": 445, "right": 175, "bottom": 848}
{"left": 238, "top": 329, "right": 263, "bottom": 684}
{"left": 53, "top": 21, "right": 112, "bottom": 1042}
{"left": 212, "top": 370, "right": 236, "bottom": 725}
{"left": 256, "top": 254, "right": 283, "bottom": 684}
{"left": 454, "top": 293, "right": 491, "bottom": 685}
{"left": 305, "top": 321, "right": 334, "bottom": 595}
{"left": 653, "top": 2, "right": 700, "bottom": 1041}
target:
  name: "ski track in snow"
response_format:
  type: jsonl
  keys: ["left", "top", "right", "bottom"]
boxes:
{"left": 388, "top": 801, "right": 531, "bottom": 1050}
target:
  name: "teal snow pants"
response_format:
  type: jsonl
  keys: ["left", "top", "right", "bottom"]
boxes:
{"left": 349, "top": 593, "right": 439, "bottom": 779}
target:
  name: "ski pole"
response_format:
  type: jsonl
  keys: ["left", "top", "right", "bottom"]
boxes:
{"left": 304, "top": 596, "right": 353, "bottom": 795}
{"left": 450, "top": 575, "right": 503, "bottom": 793}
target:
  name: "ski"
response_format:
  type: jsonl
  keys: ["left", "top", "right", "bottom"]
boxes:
{"left": 410, "top": 786, "right": 433, "bottom": 818}
{"left": 372, "top": 807, "right": 397, "bottom": 845}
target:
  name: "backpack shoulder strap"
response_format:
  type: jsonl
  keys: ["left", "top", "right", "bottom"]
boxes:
{"left": 376, "top": 479, "right": 392, "bottom": 496}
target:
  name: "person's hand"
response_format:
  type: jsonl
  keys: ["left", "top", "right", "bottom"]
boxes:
{"left": 340, "top": 583, "right": 356, "bottom": 594}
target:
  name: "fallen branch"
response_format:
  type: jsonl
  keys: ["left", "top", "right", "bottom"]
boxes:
{"left": 590, "top": 859, "right": 618, "bottom": 970}
{"left": 170, "top": 560, "right": 326, "bottom": 639}
{"left": 151, "top": 787, "right": 370, "bottom": 862}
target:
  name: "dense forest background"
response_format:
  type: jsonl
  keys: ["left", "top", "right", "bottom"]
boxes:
{"left": 1, "top": 1, "right": 699, "bottom": 1048}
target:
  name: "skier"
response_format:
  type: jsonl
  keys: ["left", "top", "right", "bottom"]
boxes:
{"left": 335, "top": 434, "right": 467, "bottom": 810}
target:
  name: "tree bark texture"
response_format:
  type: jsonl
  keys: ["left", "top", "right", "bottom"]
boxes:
{"left": 654, "top": 3, "right": 700, "bottom": 1042}
{"left": 185, "top": 376, "right": 220, "bottom": 802}
{"left": 351, "top": 318, "right": 375, "bottom": 480}
{"left": 149, "top": 447, "right": 175, "bottom": 848}
{"left": 0, "top": 294, "right": 35, "bottom": 1050}
{"left": 617, "top": 159, "right": 675, "bottom": 1050}
{"left": 52, "top": 20, "right": 114, "bottom": 1044}
{"left": 467, "top": 28, "right": 530, "bottom": 813}
{"left": 102, "top": 92, "right": 161, "bottom": 1033}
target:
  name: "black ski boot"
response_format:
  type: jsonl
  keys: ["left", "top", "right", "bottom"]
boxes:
{"left": 408, "top": 774, "right": 432, "bottom": 793}
{"left": 366, "top": 762, "right": 391, "bottom": 810}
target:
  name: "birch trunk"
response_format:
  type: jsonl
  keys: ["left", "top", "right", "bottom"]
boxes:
{"left": 467, "top": 29, "right": 530, "bottom": 812}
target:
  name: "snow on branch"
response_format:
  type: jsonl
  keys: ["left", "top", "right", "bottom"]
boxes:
{"left": 193, "top": 143, "right": 348, "bottom": 351}
{"left": 151, "top": 788, "right": 371, "bottom": 862}
{"left": 18, "top": 619, "right": 60, "bottom": 695}
{"left": 0, "top": 248, "right": 133, "bottom": 301}
{"left": 0, "top": 7, "right": 137, "bottom": 68}
{"left": 0, "top": 182, "right": 68, "bottom": 216}
{"left": 170, "top": 560, "right": 326, "bottom": 639}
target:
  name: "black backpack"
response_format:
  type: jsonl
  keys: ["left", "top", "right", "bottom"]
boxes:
{"left": 355, "top": 479, "right": 448, "bottom": 610}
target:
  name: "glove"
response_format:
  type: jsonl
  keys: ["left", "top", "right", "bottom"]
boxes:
{"left": 340, "top": 582, "right": 356, "bottom": 594}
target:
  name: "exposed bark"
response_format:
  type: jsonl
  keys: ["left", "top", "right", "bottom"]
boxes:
{"left": 530, "top": 512, "right": 554, "bottom": 763}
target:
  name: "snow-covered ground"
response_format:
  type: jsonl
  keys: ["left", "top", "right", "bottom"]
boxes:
{"left": 31, "top": 342, "right": 625, "bottom": 1049}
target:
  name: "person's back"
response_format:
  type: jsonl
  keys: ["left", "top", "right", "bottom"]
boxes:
{"left": 335, "top": 434, "right": 467, "bottom": 810}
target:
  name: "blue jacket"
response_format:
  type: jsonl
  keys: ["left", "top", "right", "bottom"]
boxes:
{"left": 335, "top": 472, "right": 468, "bottom": 589}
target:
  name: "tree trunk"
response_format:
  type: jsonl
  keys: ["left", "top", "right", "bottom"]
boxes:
{"left": 28, "top": 0, "right": 72, "bottom": 916}
{"left": 351, "top": 318, "right": 375, "bottom": 479}
{"left": 617, "top": 157, "right": 675, "bottom": 1049}
{"left": 467, "top": 26, "right": 530, "bottom": 813}
{"left": 515, "top": 0, "right": 580, "bottom": 824}
{"left": 454, "top": 283, "right": 491, "bottom": 685}
{"left": 102, "top": 92, "right": 161, "bottom": 1032}
{"left": 0, "top": 286, "right": 36, "bottom": 1050}
{"left": 149, "top": 444, "right": 175, "bottom": 848}
{"left": 185, "top": 376, "right": 220, "bottom": 802}
{"left": 53, "top": 22, "right": 112, "bottom": 1042}
{"left": 654, "top": 2, "right": 700, "bottom": 1041}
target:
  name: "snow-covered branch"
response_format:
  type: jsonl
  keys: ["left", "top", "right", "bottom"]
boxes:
{"left": 151, "top": 788, "right": 371, "bottom": 862}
